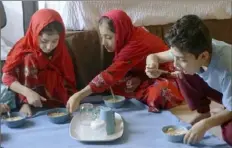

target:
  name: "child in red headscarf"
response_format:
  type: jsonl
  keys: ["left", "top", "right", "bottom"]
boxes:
{"left": 67, "top": 10, "right": 184, "bottom": 113}
{"left": 2, "top": 9, "right": 77, "bottom": 116}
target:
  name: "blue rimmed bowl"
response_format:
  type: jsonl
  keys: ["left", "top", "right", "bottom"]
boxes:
{"left": 103, "top": 95, "right": 125, "bottom": 108}
{"left": 162, "top": 125, "right": 188, "bottom": 143}
{"left": 3, "top": 112, "right": 27, "bottom": 128}
{"left": 47, "top": 108, "right": 70, "bottom": 124}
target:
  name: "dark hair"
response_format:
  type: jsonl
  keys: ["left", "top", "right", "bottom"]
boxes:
{"left": 40, "top": 21, "right": 63, "bottom": 35}
{"left": 165, "top": 15, "right": 212, "bottom": 58}
{"left": 98, "top": 16, "right": 115, "bottom": 33}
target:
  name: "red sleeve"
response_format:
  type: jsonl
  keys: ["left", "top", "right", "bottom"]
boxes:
{"left": 89, "top": 57, "right": 141, "bottom": 93}
{"left": 2, "top": 71, "right": 17, "bottom": 86}
{"left": 2, "top": 69, "right": 28, "bottom": 104}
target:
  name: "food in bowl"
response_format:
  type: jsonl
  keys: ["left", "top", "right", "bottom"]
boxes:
{"left": 165, "top": 127, "right": 188, "bottom": 136}
{"left": 48, "top": 112, "right": 67, "bottom": 117}
{"left": 3, "top": 112, "right": 27, "bottom": 128}
{"left": 5, "top": 116, "right": 23, "bottom": 122}
{"left": 103, "top": 95, "right": 126, "bottom": 108}
{"left": 162, "top": 125, "right": 188, "bottom": 143}
{"left": 105, "top": 97, "right": 124, "bottom": 103}
{"left": 47, "top": 108, "right": 70, "bottom": 124}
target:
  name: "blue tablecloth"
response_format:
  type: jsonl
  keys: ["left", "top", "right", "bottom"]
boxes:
{"left": 1, "top": 99, "right": 230, "bottom": 148}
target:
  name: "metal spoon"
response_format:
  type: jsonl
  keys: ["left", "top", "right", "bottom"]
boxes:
{"left": 109, "top": 87, "right": 117, "bottom": 101}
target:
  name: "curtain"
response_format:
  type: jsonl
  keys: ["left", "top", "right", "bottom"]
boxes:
{"left": 22, "top": 1, "right": 38, "bottom": 34}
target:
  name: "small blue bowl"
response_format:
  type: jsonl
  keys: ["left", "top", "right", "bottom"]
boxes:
{"left": 162, "top": 125, "right": 188, "bottom": 143}
{"left": 3, "top": 112, "right": 27, "bottom": 128}
{"left": 103, "top": 95, "right": 125, "bottom": 108}
{"left": 47, "top": 108, "right": 70, "bottom": 124}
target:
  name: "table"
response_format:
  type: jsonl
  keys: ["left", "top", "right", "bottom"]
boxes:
{"left": 1, "top": 99, "right": 229, "bottom": 148}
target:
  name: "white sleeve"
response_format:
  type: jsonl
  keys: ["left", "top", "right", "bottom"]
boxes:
{"left": 221, "top": 71, "right": 232, "bottom": 111}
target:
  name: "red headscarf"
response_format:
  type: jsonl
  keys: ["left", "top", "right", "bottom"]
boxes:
{"left": 2, "top": 9, "right": 76, "bottom": 88}
{"left": 103, "top": 10, "right": 167, "bottom": 61}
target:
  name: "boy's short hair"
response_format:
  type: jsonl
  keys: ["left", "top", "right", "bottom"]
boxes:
{"left": 165, "top": 15, "right": 212, "bottom": 58}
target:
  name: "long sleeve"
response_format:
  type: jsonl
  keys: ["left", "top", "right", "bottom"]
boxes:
{"left": 2, "top": 70, "right": 18, "bottom": 87}
{"left": 2, "top": 69, "right": 28, "bottom": 104}
{"left": 221, "top": 71, "right": 232, "bottom": 111}
{"left": 89, "top": 56, "right": 143, "bottom": 93}
{"left": 177, "top": 74, "right": 222, "bottom": 113}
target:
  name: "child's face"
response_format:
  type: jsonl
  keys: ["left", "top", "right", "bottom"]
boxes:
{"left": 38, "top": 32, "right": 59, "bottom": 54}
{"left": 99, "top": 21, "right": 115, "bottom": 52}
{"left": 170, "top": 46, "right": 209, "bottom": 75}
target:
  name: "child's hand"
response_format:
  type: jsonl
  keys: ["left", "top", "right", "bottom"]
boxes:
{"left": 25, "top": 89, "right": 47, "bottom": 107}
{"left": 0, "top": 104, "right": 10, "bottom": 114}
{"left": 146, "top": 54, "right": 161, "bottom": 78}
{"left": 66, "top": 93, "right": 82, "bottom": 113}
{"left": 146, "top": 67, "right": 162, "bottom": 78}
{"left": 146, "top": 54, "right": 159, "bottom": 69}
{"left": 19, "top": 104, "right": 32, "bottom": 117}
{"left": 184, "top": 120, "right": 208, "bottom": 144}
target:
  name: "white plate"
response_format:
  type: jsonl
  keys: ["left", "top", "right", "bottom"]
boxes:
{"left": 69, "top": 113, "right": 124, "bottom": 142}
